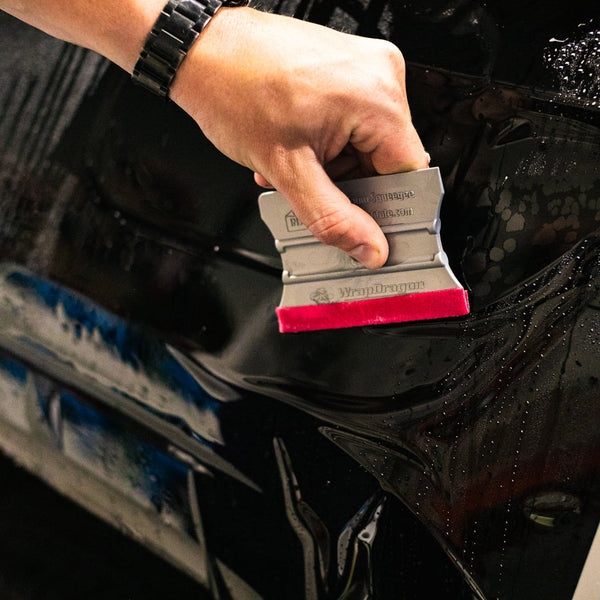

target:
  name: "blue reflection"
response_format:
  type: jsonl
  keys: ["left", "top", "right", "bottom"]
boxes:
{"left": 61, "top": 390, "right": 191, "bottom": 517}
{"left": 0, "top": 355, "right": 27, "bottom": 383}
{"left": 6, "top": 270, "right": 220, "bottom": 415}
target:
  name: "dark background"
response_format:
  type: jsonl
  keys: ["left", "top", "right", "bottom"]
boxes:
{"left": 0, "top": 453, "right": 211, "bottom": 600}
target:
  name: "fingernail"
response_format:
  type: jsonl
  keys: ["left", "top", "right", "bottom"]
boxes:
{"left": 349, "top": 244, "right": 381, "bottom": 269}
{"left": 424, "top": 152, "right": 431, "bottom": 166}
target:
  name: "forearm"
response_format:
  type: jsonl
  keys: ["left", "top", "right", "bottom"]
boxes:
{"left": 0, "top": 0, "right": 165, "bottom": 72}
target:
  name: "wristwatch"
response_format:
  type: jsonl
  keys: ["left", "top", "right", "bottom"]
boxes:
{"left": 132, "top": 0, "right": 246, "bottom": 99}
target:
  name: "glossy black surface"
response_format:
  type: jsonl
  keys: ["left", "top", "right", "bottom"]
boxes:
{"left": 0, "top": 1, "right": 598, "bottom": 598}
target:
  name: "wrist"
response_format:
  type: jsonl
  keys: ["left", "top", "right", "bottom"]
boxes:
{"left": 89, "top": 0, "right": 167, "bottom": 73}
{"left": 128, "top": 1, "right": 251, "bottom": 102}
{"left": 169, "top": 6, "right": 255, "bottom": 115}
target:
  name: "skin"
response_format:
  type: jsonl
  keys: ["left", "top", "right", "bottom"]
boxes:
{"left": 1, "top": 0, "right": 428, "bottom": 268}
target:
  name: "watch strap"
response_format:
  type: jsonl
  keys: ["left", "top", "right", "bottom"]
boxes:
{"left": 133, "top": 0, "right": 224, "bottom": 98}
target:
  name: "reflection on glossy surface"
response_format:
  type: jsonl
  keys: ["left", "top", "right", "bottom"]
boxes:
{"left": 0, "top": 2, "right": 599, "bottom": 599}
{"left": 274, "top": 437, "right": 330, "bottom": 599}
{"left": 337, "top": 496, "right": 386, "bottom": 600}
{"left": 0, "top": 267, "right": 224, "bottom": 444}
{"left": 0, "top": 349, "right": 215, "bottom": 586}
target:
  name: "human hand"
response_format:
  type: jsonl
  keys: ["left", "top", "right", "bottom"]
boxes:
{"left": 171, "top": 7, "right": 428, "bottom": 268}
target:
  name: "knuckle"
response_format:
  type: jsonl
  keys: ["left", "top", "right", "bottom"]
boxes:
{"left": 377, "top": 40, "right": 405, "bottom": 71}
{"left": 363, "top": 40, "right": 406, "bottom": 105}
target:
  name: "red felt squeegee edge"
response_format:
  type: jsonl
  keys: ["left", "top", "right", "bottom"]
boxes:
{"left": 276, "top": 288, "right": 470, "bottom": 333}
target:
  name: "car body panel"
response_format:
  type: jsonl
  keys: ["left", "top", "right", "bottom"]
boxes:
{"left": 0, "top": 1, "right": 598, "bottom": 598}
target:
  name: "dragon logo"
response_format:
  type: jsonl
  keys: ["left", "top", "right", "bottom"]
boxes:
{"left": 310, "top": 288, "right": 332, "bottom": 304}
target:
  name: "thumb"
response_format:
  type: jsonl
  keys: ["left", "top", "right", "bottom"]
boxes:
{"left": 268, "top": 148, "right": 388, "bottom": 269}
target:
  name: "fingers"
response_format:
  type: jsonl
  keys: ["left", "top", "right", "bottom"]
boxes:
{"left": 258, "top": 145, "right": 378, "bottom": 189}
{"left": 349, "top": 41, "right": 429, "bottom": 175}
{"left": 322, "top": 153, "right": 361, "bottom": 181}
{"left": 350, "top": 115, "right": 429, "bottom": 176}
{"left": 254, "top": 172, "right": 274, "bottom": 188}
{"left": 371, "top": 126, "right": 430, "bottom": 175}
{"left": 324, "top": 145, "right": 377, "bottom": 181}
{"left": 267, "top": 148, "right": 389, "bottom": 269}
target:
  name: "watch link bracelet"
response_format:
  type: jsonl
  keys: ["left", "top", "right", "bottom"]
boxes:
{"left": 132, "top": 0, "right": 245, "bottom": 99}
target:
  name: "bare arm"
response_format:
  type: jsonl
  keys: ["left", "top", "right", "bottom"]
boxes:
{"left": 1, "top": 0, "right": 165, "bottom": 71}
{"left": 1, "top": 0, "right": 428, "bottom": 268}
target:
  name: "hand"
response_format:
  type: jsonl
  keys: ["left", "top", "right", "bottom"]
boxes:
{"left": 171, "top": 7, "right": 428, "bottom": 268}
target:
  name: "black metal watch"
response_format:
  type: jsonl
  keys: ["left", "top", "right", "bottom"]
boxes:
{"left": 132, "top": 0, "right": 244, "bottom": 99}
